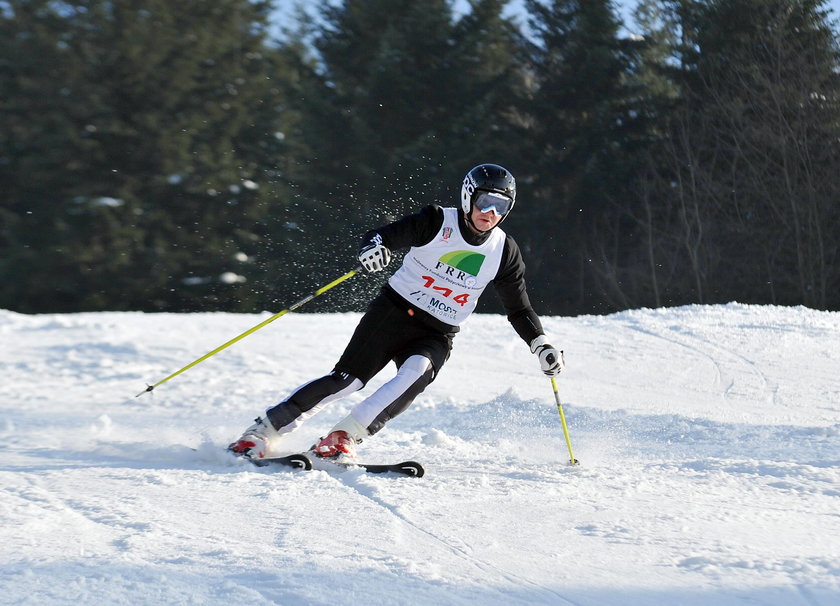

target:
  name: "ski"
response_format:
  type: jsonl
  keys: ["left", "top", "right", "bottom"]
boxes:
{"left": 326, "top": 459, "right": 425, "bottom": 477}
{"left": 229, "top": 448, "right": 423, "bottom": 477}
{"left": 249, "top": 453, "right": 313, "bottom": 470}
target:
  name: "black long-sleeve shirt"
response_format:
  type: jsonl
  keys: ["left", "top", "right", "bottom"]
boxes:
{"left": 362, "top": 205, "right": 545, "bottom": 345}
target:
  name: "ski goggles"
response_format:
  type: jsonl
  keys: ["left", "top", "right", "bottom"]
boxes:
{"left": 473, "top": 191, "right": 514, "bottom": 216}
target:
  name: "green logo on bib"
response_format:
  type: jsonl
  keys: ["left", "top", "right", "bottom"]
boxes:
{"left": 438, "top": 250, "right": 485, "bottom": 276}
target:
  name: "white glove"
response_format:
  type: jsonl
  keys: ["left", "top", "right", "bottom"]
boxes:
{"left": 530, "top": 335, "right": 565, "bottom": 377}
{"left": 358, "top": 237, "right": 391, "bottom": 273}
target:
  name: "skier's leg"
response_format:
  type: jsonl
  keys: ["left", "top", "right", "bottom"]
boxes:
{"left": 315, "top": 355, "right": 434, "bottom": 458}
{"left": 232, "top": 294, "right": 407, "bottom": 460}
{"left": 230, "top": 371, "right": 362, "bottom": 459}
{"left": 357, "top": 354, "right": 434, "bottom": 434}
{"left": 266, "top": 371, "right": 363, "bottom": 433}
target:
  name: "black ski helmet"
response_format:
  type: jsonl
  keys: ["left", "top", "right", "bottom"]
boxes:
{"left": 460, "top": 163, "right": 516, "bottom": 223}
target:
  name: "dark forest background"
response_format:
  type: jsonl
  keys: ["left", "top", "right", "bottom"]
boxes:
{"left": 2, "top": 0, "right": 839, "bottom": 316}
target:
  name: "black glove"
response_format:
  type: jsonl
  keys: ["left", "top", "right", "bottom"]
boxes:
{"left": 530, "top": 335, "right": 565, "bottom": 377}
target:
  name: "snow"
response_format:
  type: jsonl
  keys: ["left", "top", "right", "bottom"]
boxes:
{"left": 1, "top": 303, "right": 838, "bottom": 605}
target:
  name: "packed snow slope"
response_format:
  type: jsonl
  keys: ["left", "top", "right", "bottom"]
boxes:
{"left": 1, "top": 303, "right": 838, "bottom": 606}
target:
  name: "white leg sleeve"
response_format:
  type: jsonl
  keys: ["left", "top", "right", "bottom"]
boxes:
{"left": 350, "top": 355, "right": 433, "bottom": 429}
{"left": 328, "top": 413, "right": 371, "bottom": 443}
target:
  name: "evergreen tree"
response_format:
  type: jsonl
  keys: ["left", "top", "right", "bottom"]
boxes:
{"left": 516, "top": 0, "right": 647, "bottom": 313}
{"left": 0, "top": 0, "right": 288, "bottom": 312}
{"left": 630, "top": 0, "right": 681, "bottom": 101}
{"left": 273, "top": 0, "right": 525, "bottom": 309}
{"left": 655, "top": 0, "right": 840, "bottom": 308}
{"left": 584, "top": 0, "right": 684, "bottom": 310}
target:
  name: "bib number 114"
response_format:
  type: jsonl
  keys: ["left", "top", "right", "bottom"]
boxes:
{"left": 421, "top": 275, "right": 470, "bottom": 306}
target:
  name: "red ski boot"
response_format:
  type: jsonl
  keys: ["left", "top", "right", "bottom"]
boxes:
{"left": 314, "top": 430, "right": 357, "bottom": 459}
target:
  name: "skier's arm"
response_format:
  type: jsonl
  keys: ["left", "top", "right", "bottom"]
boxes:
{"left": 357, "top": 205, "right": 444, "bottom": 273}
{"left": 493, "top": 237, "right": 564, "bottom": 376}
{"left": 361, "top": 205, "right": 444, "bottom": 252}
{"left": 493, "top": 236, "right": 544, "bottom": 343}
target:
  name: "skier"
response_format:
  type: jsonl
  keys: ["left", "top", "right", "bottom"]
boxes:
{"left": 229, "top": 163, "right": 564, "bottom": 461}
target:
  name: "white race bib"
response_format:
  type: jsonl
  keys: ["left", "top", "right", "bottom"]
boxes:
{"left": 389, "top": 208, "right": 505, "bottom": 325}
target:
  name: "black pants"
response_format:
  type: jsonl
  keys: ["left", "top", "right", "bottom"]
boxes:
{"left": 266, "top": 290, "right": 454, "bottom": 435}
{"left": 335, "top": 290, "right": 454, "bottom": 384}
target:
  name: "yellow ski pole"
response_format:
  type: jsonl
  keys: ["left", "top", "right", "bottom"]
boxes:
{"left": 551, "top": 376, "right": 579, "bottom": 465}
{"left": 136, "top": 266, "right": 363, "bottom": 397}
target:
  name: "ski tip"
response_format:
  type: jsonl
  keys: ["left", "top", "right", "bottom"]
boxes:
{"left": 288, "top": 454, "right": 313, "bottom": 470}
{"left": 313, "top": 458, "right": 425, "bottom": 477}
{"left": 397, "top": 461, "right": 425, "bottom": 477}
{"left": 226, "top": 447, "right": 313, "bottom": 471}
{"left": 258, "top": 454, "right": 313, "bottom": 470}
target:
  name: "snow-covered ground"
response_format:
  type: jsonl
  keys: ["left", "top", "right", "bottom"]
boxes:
{"left": 1, "top": 303, "right": 838, "bottom": 605}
